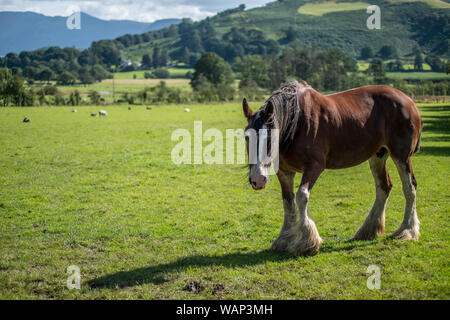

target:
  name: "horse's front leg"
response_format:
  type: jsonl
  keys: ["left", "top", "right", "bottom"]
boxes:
{"left": 287, "top": 164, "right": 324, "bottom": 256}
{"left": 270, "top": 171, "right": 297, "bottom": 252}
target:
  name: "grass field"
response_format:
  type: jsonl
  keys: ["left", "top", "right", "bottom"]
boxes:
{"left": 50, "top": 79, "right": 192, "bottom": 104}
{"left": 357, "top": 62, "right": 433, "bottom": 73}
{"left": 298, "top": 1, "right": 370, "bottom": 16}
{"left": 56, "top": 79, "right": 191, "bottom": 93}
{"left": 114, "top": 68, "right": 193, "bottom": 79}
{"left": 390, "top": 0, "right": 450, "bottom": 9}
{"left": 387, "top": 72, "right": 450, "bottom": 81}
{"left": 402, "top": 64, "right": 432, "bottom": 71}
{"left": 0, "top": 102, "right": 449, "bottom": 299}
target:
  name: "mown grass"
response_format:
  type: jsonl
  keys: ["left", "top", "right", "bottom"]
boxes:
{"left": 114, "top": 68, "right": 193, "bottom": 79}
{"left": 387, "top": 72, "right": 449, "bottom": 81}
{"left": 56, "top": 79, "right": 191, "bottom": 93}
{"left": 357, "top": 61, "right": 434, "bottom": 72}
{"left": 402, "top": 64, "right": 432, "bottom": 71}
{"left": 298, "top": 1, "right": 370, "bottom": 16}
{"left": 390, "top": 0, "right": 450, "bottom": 9}
{"left": 51, "top": 80, "right": 192, "bottom": 104}
{"left": 0, "top": 102, "right": 448, "bottom": 299}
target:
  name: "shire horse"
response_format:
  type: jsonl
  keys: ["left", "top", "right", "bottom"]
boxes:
{"left": 243, "top": 81, "right": 422, "bottom": 256}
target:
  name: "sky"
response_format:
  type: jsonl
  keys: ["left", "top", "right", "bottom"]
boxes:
{"left": 0, "top": 0, "right": 271, "bottom": 22}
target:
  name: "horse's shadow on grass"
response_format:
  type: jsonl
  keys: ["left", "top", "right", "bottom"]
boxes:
{"left": 88, "top": 240, "right": 375, "bottom": 289}
{"left": 88, "top": 250, "right": 289, "bottom": 289}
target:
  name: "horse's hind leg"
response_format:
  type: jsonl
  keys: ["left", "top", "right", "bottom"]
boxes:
{"left": 353, "top": 149, "right": 392, "bottom": 240}
{"left": 391, "top": 157, "right": 420, "bottom": 240}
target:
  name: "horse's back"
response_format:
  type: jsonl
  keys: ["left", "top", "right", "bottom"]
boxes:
{"left": 327, "top": 85, "right": 420, "bottom": 133}
{"left": 317, "top": 85, "right": 421, "bottom": 167}
{"left": 355, "top": 86, "right": 422, "bottom": 156}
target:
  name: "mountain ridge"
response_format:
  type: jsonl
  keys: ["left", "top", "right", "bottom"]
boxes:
{"left": 119, "top": 0, "right": 449, "bottom": 61}
{"left": 0, "top": 11, "right": 181, "bottom": 55}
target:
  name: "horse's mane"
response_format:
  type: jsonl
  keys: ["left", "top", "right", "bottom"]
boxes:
{"left": 260, "top": 80, "right": 309, "bottom": 152}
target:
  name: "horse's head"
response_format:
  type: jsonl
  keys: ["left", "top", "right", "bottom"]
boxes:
{"left": 242, "top": 98, "right": 276, "bottom": 190}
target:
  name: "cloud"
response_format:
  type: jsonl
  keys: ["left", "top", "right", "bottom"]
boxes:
{"left": 0, "top": 0, "right": 270, "bottom": 22}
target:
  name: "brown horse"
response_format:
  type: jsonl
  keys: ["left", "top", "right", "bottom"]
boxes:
{"left": 243, "top": 81, "right": 422, "bottom": 256}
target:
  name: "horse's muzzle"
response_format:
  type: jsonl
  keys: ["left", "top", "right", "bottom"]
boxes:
{"left": 250, "top": 175, "right": 268, "bottom": 190}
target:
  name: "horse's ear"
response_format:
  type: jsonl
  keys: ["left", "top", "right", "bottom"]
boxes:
{"left": 263, "top": 101, "right": 274, "bottom": 123}
{"left": 242, "top": 98, "right": 253, "bottom": 120}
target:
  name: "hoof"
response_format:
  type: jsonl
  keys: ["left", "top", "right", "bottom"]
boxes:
{"left": 288, "top": 241, "right": 321, "bottom": 256}
{"left": 286, "top": 220, "right": 322, "bottom": 256}
{"left": 352, "top": 215, "right": 385, "bottom": 241}
{"left": 269, "top": 236, "right": 290, "bottom": 252}
{"left": 352, "top": 227, "right": 383, "bottom": 241}
{"left": 391, "top": 226, "right": 419, "bottom": 240}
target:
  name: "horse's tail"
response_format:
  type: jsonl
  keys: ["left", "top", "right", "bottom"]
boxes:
{"left": 413, "top": 119, "right": 423, "bottom": 154}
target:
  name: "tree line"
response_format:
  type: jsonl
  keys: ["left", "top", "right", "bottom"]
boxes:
{"left": 122, "top": 47, "right": 450, "bottom": 105}
{"left": 0, "top": 40, "right": 121, "bottom": 84}
{"left": 1, "top": 41, "right": 448, "bottom": 106}
{"left": 360, "top": 44, "right": 447, "bottom": 72}
{"left": 0, "top": 67, "right": 111, "bottom": 106}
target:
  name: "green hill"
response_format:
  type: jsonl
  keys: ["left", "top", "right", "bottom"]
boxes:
{"left": 121, "top": 0, "right": 449, "bottom": 62}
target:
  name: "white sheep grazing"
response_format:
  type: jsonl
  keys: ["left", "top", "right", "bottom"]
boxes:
{"left": 72, "top": 109, "right": 77, "bottom": 113}
{"left": 184, "top": 108, "right": 190, "bottom": 112}
{"left": 99, "top": 110, "right": 108, "bottom": 116}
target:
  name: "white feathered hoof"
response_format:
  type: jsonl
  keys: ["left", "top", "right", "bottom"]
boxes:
{"left": 391, "top": 225, "right": 420, "bottom": 240}
{"left": 352, "top": 221, "right": 385, "bottom": 241}
{"left": 269, "top": 234, "right": 291, "bottom": 252}
{"left": 286, "top": 219, "right": 322, "bottom": 256}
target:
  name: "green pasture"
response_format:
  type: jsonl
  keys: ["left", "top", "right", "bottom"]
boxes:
{"left": 51, "top": 80, "right": 192, "bottom": 104}
{"left": 114, "top": 68, "right": 193, "bottom": 79}
{"left": 387, "top": 72, "right": 449, "bottom": 81}
{"left": 357, "top": 62, "right": 370, "bottom": 71}
{"left": 56, "top": 82, "right": 144, "bottom": 93}
{"left": 298, "top": 1, "right": 370, "bottom": 16}
{"left": 402, "top": 64, "right": 432, "bottom": 71}
{"left": 56, "top": 80, "right": 191, "bottom": 93}
{"left": 357, "top": 61, "right": 433, "bottom": 73}
{"left": 390, "top": 0, "right": 450, "bottom": 9}
{"left": 297, "top": 0, "right": 449, "bottom": 17}
{"left": 0, "top": 102, "right": 448, "bottom": 299}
